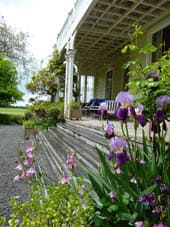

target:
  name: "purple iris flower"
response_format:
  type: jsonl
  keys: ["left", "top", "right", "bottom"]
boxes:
{"left": 134, "top": 103, "right": 147, "bottom": 127}
{"left": 116, "top": 150, "right": 128, "bottom": 165}
{"left": 160, "top": 185, "right": 170, "bottom": 195}
{"left": 104, "top": 122, "right": 115, "bottom": 139}
{"left": 129, "top": 105, "right": 136, "bottom": 116}
{"left": 155, "top": 109, "right": 164, "bottom": 123}
{"left": 98, "top": 109, "right": 107, "bottom": 116}
{"left": 115, "top": 91, "right": 134, "bottom": 105}
{"left": 115, "top": 106, "right": 128, "bottom": 121}
{"left": 104, "top": 122, "right": 114, "bottom": 132}
{"left": 153, "top": 176, "right": 162, "bottom": 185}
{"left": 146, "top": 70, "right": 158, "bottom": 81}
{"left": 156, "top": 95, "right": 170, "bottom": 107}
{"left": 137, "top": 114, "right": 147, "bottom": 127}
{"left": 139, "top": 193, "right": 156, "bottom": 206}
{"left": 151, "top": 120, "right": 160, "bottom": 133}
{"left": 99, "top": 102, "right": 108, "bottom": 110}
{"left": 153, "top": 75, "right": 158, "bottom": 81}
{"left": 136, "top": 103, "right": 144, "bottom": 112}
{"left": 108, "top": 151, "right": 115, "bottom": 160}
{"left": 98, "top": 102, "right": 108, "bottom": 116}
{"left": 109, "top": 137, "right": 127, "bottom": 151}
{"left": 152, "top": 206, "right": 163, "bottom": 214}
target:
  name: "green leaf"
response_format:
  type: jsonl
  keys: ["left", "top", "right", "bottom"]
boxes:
{"left": 121, "top": 46, "right": 128, "bottom": 54}
{"left": 140, "top": 184, "right": 157, "bottom": 196}
{"left": 88, "top": 173, "right": 104, "bottom": 198}
{"left": 122, "top": 192, "right": 130, "bottom": 205}
{"left": 96, "top": 147, "right": 117, "bottom": 189}
{"left": 129, "top": 44, "right": 137, "bottom": 51}
{"left": 107, "top": 204, "right": 118, "bottom": 212}
{"left": 119, "top": 212, "right": 138, "bottom": 221}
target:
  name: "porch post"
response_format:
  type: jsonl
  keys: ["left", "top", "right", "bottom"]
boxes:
{"left": 64, "top": 54, "right": 69, "bottom": 118}
{"left": 64, "top": 49, "right": 75, "bottom": 118}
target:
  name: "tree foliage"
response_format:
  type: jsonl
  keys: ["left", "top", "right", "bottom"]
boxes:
{"left": 0, "top": 55, "right": 23, "bottom": 105}
{"left": 26, "top": 48, "right": 65, "bottom": 102}
{"left": 0, "top": 16, "right": 36, "bottom": 78}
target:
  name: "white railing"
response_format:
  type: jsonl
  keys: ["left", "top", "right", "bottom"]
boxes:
{"left": 107, "top": 100, "right": 118, "bottom": 115}
{"left": 82, "top": 99, "right": 118, "bottom": 116}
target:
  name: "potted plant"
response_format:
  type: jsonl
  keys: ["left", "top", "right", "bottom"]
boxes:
{"left": 23, "top": 119, "right": 38, "bottom": 139}
{"left": 69, "top": 101, "right": 82, "bottom": 120}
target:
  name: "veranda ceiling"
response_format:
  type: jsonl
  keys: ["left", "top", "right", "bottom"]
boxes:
{"left": 74, "top": 0, "right": 170, "bottom": 73}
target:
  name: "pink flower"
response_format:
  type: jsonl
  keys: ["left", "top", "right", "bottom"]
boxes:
{"left": 109, "top": 191, "right": 116, "bottom": 203}
{"left": 26, "top": 167, "right": 36, "bottom": 177}
{"left": 135, "top": 221, "right": 143, "bottom": 227}
{"left": 26, "top": 145, "right": 34, "bottom": 153}
{"left": 66, "top": 152, "right": 77, "bottom": 169}
{"left": 16, "top": 164, "right": 23, "bottom": 171}
{"left": 109, "top": 191, "right": 116, "bottom": 198}
{"left": 20, "top": 171, "right": 25, "bottom": 179}
{"left": 130, "top": 177, "right": 137, "bottom": 184}
{"left": 139, "top": 159, "right": 146, "bottom": 164}
{"left": 114, "top": 167, "right": 121, "bottom": 174}
{"left": 24, "top": 159, "right": 33, "bottom": 166}
{"left": 27, "top": 151, "right": 33, "bottom": 158}
{"left": 153, "top": 222, "right": 166, "bottom": 227}
{"left": 14, "top": 175, "right": 21, "bottom": 181}
{"left": 61, "top": 173, "right": 69, "bottom": 184}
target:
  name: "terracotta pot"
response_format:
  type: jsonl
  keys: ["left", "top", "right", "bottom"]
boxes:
{"left": 24, "top": 127, "right": 38, "bottom": 139}
{"left": 69, "top": 108, "right": 82, "bottom": 120}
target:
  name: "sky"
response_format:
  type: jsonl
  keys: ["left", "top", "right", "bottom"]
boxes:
{"left": 0, "top": 0, "right": 76, "bottom": 105}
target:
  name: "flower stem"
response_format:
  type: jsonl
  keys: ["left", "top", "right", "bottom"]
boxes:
{"left": 121, "top": 121, "right": 133, "bottom": 161}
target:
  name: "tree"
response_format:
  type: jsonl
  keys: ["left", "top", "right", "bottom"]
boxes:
{"left": 0, "top": 16, "right": 36, "bottom": 78}
{"left": 26, "top": 48, "right": 65, "bottom": 102}
{"left": 0, "top": 55, "right": 23, "bottom": 106}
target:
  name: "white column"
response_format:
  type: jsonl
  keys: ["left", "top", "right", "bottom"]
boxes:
{"left": 64, "top": 54, "right": 69, "bottom": 117}
{"left": 64, "top": 49, "right": 75, "bottom": 118}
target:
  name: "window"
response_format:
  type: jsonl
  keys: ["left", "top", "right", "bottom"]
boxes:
{"left": 105, "top": 71, "right": 112, "bottom": 100}
{"left": 152, "top": 25, "right": 170, "bottom": 62}
{"left": 80, "top": 75, "right": 94, "bottom": 103}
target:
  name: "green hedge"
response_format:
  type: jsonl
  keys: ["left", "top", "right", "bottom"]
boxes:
{"left": 0, "top": 113, "right": 24, "bottom": 125}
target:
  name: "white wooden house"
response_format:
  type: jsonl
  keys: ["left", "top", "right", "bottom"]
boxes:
{"left": 57, "top": 0, "right": 170, "bottom": 118}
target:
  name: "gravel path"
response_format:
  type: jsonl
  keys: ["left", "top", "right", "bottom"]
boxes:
{"left": 0, "top": 125, "right": 30, "bottom": 220}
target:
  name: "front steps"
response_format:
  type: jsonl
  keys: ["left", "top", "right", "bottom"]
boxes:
{"left": 36, "top": 121, "right": 110, "bottom": 183}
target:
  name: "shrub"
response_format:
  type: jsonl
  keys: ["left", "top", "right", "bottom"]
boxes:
{"left": 0, "top": 113, "right": 24, "bottom": 125}
{"left": 9, "top": 178, "right": 94, "bottom": 227}
{"left": 23, "top": 119, "right": 37, "bottom": 128}
{"left": 69, "top": 101, "right": 80, "bottom": 109}
{"left": 26, "top": 101, "right": 65, "bottom": 129}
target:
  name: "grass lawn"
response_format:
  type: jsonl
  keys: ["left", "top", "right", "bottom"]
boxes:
{"left": 0, "top": 107, "right": 27, "bottom": 116}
